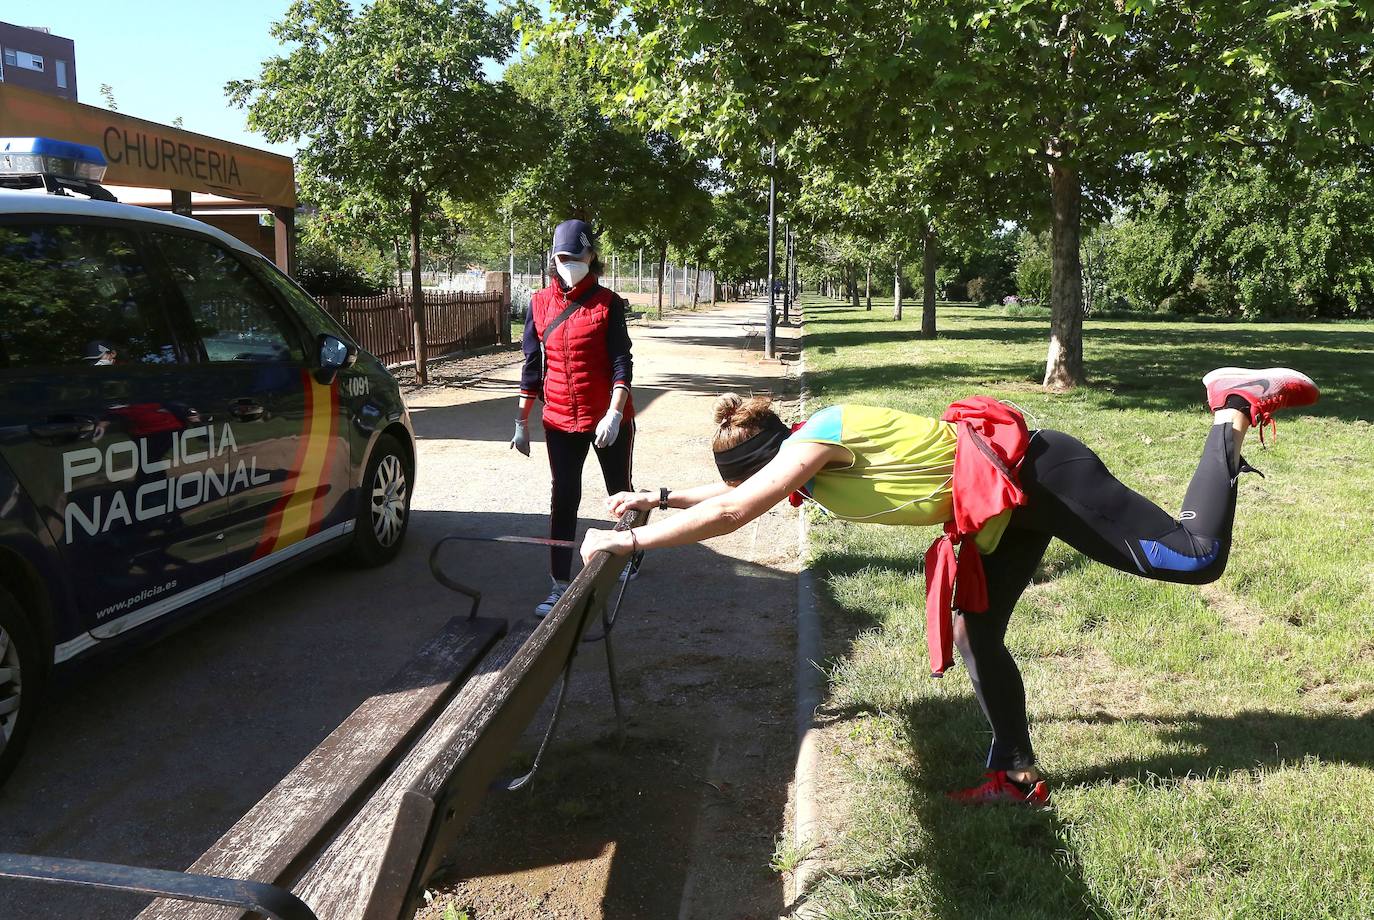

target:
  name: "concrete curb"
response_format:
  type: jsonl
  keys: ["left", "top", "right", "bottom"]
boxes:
{"left": 787, "top": 309, "right": 826, "bottom": 915}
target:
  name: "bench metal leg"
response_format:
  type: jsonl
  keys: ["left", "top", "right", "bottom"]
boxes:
{"left": 603, "top": 628, "right": 626, "bottom": 748}
{"left": 0, "top": 853, "right": 318, "bottom": 920}
{"left": 435, "top": 528, "right": 639, "bottom": 791}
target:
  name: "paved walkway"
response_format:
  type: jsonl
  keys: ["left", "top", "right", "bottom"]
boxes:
{"left": 409, "top": 299, "right": 802, "bottom": 920}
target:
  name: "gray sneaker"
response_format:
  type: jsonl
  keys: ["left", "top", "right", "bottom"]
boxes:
{"left": 535, "top": 579, "right": 570, "bottom": 618}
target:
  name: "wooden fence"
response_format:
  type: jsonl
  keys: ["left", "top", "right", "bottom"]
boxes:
{"left": 317, "top": 290, "right": 505, "bottom": 368}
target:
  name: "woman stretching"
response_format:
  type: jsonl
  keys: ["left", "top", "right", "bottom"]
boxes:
{"left": 581, "top": 368, "right": 1319, "bottom": 805}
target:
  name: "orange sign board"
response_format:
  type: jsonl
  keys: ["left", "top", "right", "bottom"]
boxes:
{"left": 0, "top": 83, "right": 296, "bottom": 207}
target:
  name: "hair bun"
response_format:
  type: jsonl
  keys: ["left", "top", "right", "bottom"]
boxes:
{"left": 713, "top": 393, "right": 775, "bottom": 428}
{"left": 713, "top": 393, "right": 744, "bottom": 427}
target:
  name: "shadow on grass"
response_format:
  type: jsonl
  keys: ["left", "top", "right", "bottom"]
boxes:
{"left": 804, "top": 304, "right": 1374, "bottom": 422}
{"left": 881, "top": 695, "right": 1111, "bottom": 920}
{"left": 1048, "top": 708, "right": 1374, "bottom": 787}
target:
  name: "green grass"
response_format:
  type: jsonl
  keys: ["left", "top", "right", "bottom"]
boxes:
{"left": 800, "top": 295, "right": 1374, "bottom": 919}
{"left": 771, "top": 833, "right": 818, "bottom": 876}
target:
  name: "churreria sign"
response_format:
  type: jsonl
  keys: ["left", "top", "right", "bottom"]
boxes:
{"left": 102, "top": 127, "right": 242, "bottom": 191}
{"left": 0, "top": 83, "right": 296, "bottom": 205}
{"left": 61, "top": 423, "right": 267, "bottom": 544}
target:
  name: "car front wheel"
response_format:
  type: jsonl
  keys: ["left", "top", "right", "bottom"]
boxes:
{"left": 0, "top": 586, "right": 43, "bottom": 787}
{"left": 348, "top": 433, "right": 412, "bottom": 567}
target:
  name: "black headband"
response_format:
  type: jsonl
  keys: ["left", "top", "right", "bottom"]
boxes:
{"left": 714, "top": 414, "right": 791, "bottom": 481}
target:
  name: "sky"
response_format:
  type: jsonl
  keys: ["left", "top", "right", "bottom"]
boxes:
{"left": 2, "top": 0, "right": 547, "bottom": 158}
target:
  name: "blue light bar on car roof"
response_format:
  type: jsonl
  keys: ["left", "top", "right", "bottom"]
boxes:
{"left": 0, "top": 137, "right": 108, "bottom": 183}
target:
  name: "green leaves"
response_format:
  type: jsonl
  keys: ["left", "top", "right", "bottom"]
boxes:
{"left": 232, "top": 0, "right": 535, "bottom": 254}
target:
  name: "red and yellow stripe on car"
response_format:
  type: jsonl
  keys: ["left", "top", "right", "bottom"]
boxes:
{"left": 253, "top": 374, "right": 339, "bottom": 559}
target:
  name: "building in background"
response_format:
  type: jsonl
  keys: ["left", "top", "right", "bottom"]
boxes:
{"left": 0, "top": 22, "right": 77, "bottom": 102}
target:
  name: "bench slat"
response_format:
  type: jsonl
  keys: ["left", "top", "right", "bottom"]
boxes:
{"left": 291, "top": 619, "right": 538, "bottom": 920}
{"left": 136, "top": 616, "right": 506, "bottom": 920}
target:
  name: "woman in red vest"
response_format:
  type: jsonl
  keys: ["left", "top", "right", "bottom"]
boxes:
{"left": 512, "top": 219, "right": 638, "bottom": 616}
{"left": 581, "top": 368, "right": 1318, "bottom": 805}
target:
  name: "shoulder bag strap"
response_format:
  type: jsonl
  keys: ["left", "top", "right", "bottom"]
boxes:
{"left": 539, "top": 283, "right": 603, "bottom": 385}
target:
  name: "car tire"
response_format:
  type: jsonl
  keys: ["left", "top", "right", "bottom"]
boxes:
{"left": 347, "top": 433, "right": 413, "bottom": 567}
{"left": 0, "top": 586, "right": 44, "bottom": 787}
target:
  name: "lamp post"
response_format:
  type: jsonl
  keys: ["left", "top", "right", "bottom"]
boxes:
{"left": 765, "top": 144, "right": 777, "bottom": 359}
{"left": 782, "top": 222, "right": 793, "bottom": 324}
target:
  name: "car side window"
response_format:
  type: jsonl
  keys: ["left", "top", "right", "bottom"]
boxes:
{"left": 0, "top": 222, "right": 180, "bottom": 370}
{"left": 252, "top": 261, "right": 354, "bottom": 343}
{"left": 154, "top": 233, "right": 305, "bottom": 364}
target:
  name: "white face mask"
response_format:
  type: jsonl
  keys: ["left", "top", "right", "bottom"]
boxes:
{"left": 556, "top": 259, "right": 590, "bottom": 287}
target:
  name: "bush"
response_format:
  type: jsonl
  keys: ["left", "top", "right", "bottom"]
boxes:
{"left": 295, "top": 235, "right": 390, "bottom": 297}
{"left": 967, "top": 274, "right": 1014, "bottom": 305}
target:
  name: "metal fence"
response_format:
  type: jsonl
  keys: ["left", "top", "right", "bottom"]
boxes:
{"left": 510, "top": 261, "right": 717, "bottom": 305}
{"left": 317, "top": 290, "right": 505, "bottom": 368}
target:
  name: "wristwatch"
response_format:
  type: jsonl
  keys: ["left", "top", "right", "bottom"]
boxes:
{"left": 659, "top": 487, "right": 671, "bottom": 511}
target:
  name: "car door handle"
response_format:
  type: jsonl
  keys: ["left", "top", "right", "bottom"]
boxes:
{"left": 29, "top": 415, "right": 97, "bottom": 440}
{"left": 229, "top": 399, "right": 265, "bottom": 422}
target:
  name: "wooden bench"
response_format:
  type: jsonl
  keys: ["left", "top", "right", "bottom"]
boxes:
{"left": 0, "top": 509, "right": 646, "bottom": 920}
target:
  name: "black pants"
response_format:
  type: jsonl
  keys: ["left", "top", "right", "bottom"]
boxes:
{"left": 545, "top": 422, "right": 635, "bottom": 581}
{"left": 955, "top": 424, "right": 1241, "bottom": 771}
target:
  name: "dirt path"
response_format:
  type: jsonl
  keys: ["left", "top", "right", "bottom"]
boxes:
{"left": 402, "top": 301, "right": 802, "bottom": 920}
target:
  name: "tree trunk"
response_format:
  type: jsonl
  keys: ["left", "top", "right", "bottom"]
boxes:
{"left": 865, "top": 261, "right": 872, "bottom": 311}
{"left": 849, "top": 265, "right": 860, "bottom": 310}
{"left": 392, "top": 238, "right": 405, "bottom": 292}
{"left": 893, "top": 257, "right": 903, "bottom": 321}
{"left": 1044, "top": 148, "right": 1086, "bottom": 389}
{"left": 409, "top": 189, "right": 428, "bottom": 385}
{"left": 691, "top": 266, "right": 701, "bottom": 311}
{"left": 921, "top": 223, "right": 938, "bottom": 339}
{"left": 655, "top": 244, "right": 667, "bottom": 320}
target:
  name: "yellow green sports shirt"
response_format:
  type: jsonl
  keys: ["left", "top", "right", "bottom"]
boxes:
{"left": 788, "top": 404, "right": 1011, "bottom": 553}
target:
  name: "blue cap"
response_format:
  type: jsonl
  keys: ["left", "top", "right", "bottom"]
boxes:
{"left": 552, "top": 219, "right": 595, "bottom": 257}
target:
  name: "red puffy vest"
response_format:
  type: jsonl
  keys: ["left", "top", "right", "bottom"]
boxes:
{"left": 531, "top": 279, "right": 633, "bottom": 433}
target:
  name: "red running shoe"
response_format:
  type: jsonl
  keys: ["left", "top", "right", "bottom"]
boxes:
{"left": 1202, "top": 367, "right": 1319, "bottom": 444}
{"left": 946, "top": 770, "right": 1051, "bottom": 808}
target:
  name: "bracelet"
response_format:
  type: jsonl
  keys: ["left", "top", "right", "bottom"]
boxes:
{"left": 629, "top": 529, "right": 640, "bottom": 555}
{"left": 659, "top": 487, "right": 670, "bottom": 511}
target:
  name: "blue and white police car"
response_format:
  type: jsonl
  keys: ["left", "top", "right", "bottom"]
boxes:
{"left": 0, "top": 138, "right": 416, "bottom": 782}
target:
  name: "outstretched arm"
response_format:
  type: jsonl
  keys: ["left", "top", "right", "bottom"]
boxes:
{"left": 582, "top": 440, "right": 842, "bottom": 561}
{"left": 607, "top": 481, "right": 732, "bottom": 517}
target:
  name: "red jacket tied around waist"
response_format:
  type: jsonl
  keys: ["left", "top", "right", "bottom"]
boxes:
{"left": 924, "top": 397, "right": 1030, "bottom": 677}
{"left": 520, "top": 278, "right": 634, "bottom": 434}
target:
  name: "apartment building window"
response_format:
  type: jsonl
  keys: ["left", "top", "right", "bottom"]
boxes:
{"left": 55, "top": 59, "right": 66, "bottom": 88}
{"left": 3, "top": 50, "right": 44, "bottom": 71}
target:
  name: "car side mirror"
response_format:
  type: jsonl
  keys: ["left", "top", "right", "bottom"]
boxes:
{"left": 317, "top": 334, "right": 357, "bottom": 383}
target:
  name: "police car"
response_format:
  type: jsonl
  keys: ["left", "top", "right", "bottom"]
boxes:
{"left": 0, "top": 138, "right": 416, "bottom": 782}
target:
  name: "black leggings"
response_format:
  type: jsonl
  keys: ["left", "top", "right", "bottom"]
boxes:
{"left": 954, "top": 424, "right": 1241, "bottom": 771}
{"left": 545, "top": 422, "right": 635, "bottom": 581}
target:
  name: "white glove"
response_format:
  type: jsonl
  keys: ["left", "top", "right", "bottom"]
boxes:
{"left": 594, "top": 409, "right": 623, "bottom": 449}
{"left": 511, "top": 419, "right": 530, "bottom": 456}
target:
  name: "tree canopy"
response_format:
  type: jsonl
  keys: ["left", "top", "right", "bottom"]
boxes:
{"left": 553, "top": 0, "right": 1374, "bottom": 387}
{"left": 229, "top": 0, "right": 532, "bottom": 381}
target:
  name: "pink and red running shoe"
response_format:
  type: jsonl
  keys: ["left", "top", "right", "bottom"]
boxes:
{"left": 946, "top": 770, "right": 1052, "bottom": 808}
{"left": 1203, "top": 367, "right": 1319, "bottom": 444}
